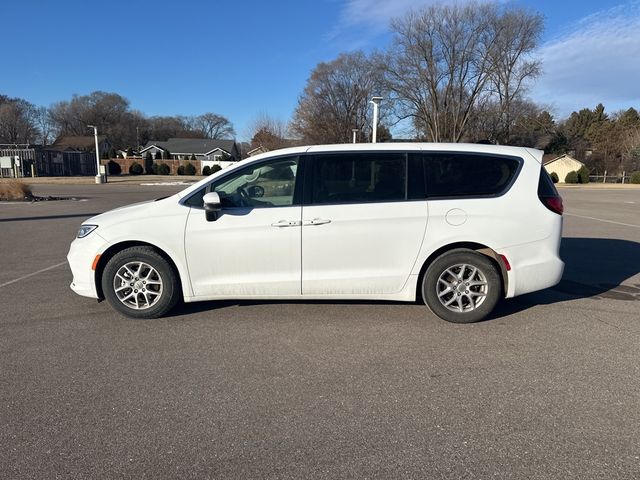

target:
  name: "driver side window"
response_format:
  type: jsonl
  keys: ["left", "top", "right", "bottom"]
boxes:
{"left": 213, "top": 157, "right": 299, "bottom": 209}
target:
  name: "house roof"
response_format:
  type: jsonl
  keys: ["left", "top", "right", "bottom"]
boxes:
{"left": 247, "top": 145, "right": 269, "bottom": 156}
{"left": 47, "top": 136, "right": 107, "bottom": 152}
{"left": 141, "top": 138, "right": 236, "bottom": 155}
{"left": 543, "top": 153, "right": 584, "bottom": 166}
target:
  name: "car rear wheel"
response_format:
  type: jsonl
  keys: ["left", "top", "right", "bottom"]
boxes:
{"left": 422, "top": 249, "right": 501, "bottom": 323}
{"left": 102, "top": 246, "right": 180, "bottom": 319}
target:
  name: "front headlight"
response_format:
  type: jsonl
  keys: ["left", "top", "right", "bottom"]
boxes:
{"left": 77, "top": 224, "right": 98, "bottom": 238}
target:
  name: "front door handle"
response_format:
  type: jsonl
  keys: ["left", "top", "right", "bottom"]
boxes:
{"left": 303, "top": 218, "right": 332, "bottom": 226}
{"left": 271, "top": 220, "right": 302, "bottom": 227}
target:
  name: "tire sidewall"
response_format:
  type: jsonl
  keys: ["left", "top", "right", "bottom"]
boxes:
{"left": 423, "top": 249, "right": 501, "bottom": 323}
{"left": 102, "top": 247, "right": 179, "bottom": 319}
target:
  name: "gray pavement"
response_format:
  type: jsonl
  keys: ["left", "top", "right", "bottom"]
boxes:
{"left": 1, "top": 183, "right": 639, "bottom": 479}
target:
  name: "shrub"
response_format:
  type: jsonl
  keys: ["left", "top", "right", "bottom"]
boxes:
{"left": 108, "top": 147, "right": 117, "bottom": 159}
{"left": 151, "top": 163, "right": 158, "bottom": 174}
{"left": 157, "top": 163, "right": 171, "bottom": 175}
{"left": 550, "top": 172, "right": 559, "bottom": 183}
{"left": 144, "top": 152, "right": 154, "bottom": 174}
{"left": 126, "top": 147, "right": 134, "bottom": 157}
{"left": 190, "top": 153, "right": 197, "bottom": 161}
{"left": 184, "top": 162, "right": 197, "bottom": 175}
{"left": 630, "top": 171, "right": 640, "bottom": 184}
{"left": 202, "top": 165, "right": 211, "bottom": 176}
{"left": 129, "top": 161, "right": 144, "bottom": 175}
{"left": 211, "top": 164, "right": 222, "bottom": 174}
{"left": 177, "top": 165, "right": 186, "bottom": 175}
{"left": 565, "top": 170, "right": 579, "bottom": 184}
{"left": 107, "top": 160, "right": 122, "bottom": 175}
{"left": 577, "top": 165, "right": 590, "bottom": 184}
{"left": 0, "top": 180, "right": 33, "bottom": 201}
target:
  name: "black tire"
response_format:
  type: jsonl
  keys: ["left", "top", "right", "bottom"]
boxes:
{"left": 422, "top": 249, "right": 501, "bottom": 323}
{"left": 102, "top": 246, "right": 180, "bottom": 319}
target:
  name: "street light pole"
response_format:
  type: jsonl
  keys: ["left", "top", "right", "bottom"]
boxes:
{"left": 87, "top": 125, "right": 103, "bottom": 184}
{"left": 370, "top": 96, "right": 383, "bottom": 143}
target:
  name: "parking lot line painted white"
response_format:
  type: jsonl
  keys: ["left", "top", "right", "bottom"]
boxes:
{"left": 0, "top": 261, "right": 67, "bottom": 288}
{"left": 564, "top": 212, "right": 640, "bottom": 229}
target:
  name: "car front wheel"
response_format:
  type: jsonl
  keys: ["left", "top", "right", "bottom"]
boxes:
{"left": 102, "top": 246, "right": 180, "bottom": 319}
{"left": 422, "top": 249, "right": 502, "bottom": 323}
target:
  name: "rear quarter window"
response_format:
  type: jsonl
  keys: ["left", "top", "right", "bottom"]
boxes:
{"left": 538, "top": 166, "right": 560, "bottom": 197}
{"left": 424, "top": 153, "right": 522, "bottom": 198}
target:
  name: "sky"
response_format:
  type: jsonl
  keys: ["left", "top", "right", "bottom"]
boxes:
{"left": 2, "top": 0, "right": 639, "bottom": 140}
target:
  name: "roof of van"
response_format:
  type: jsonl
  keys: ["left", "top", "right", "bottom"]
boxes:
{"left": 245, "top": 142, "right": 542, "bottom": 163}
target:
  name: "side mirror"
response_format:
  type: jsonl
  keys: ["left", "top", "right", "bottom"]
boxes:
{"left": 203, "top": 191, "right": 222, "bottom": 222}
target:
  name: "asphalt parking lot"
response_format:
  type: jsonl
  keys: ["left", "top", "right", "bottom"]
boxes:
{"left": 1, "top": 183, "right": 639, "bottom": 479}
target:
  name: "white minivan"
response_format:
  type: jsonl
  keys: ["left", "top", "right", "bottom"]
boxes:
{"left": 68, "top": 143, "right": 564, "bottom": 323}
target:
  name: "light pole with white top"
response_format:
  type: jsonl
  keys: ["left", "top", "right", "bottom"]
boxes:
{"left": 87, "top": 125, "right": 103, "bottom": 183}
{"left": 370, "top": 96, "right": 383, "bottom": 143}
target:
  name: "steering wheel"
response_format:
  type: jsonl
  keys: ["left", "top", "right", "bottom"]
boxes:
{"left": 237, "top": 186, "right": 251, "bottom": 206}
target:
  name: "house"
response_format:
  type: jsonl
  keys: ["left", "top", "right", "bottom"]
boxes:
{"left": 140, "top": 138, "right": 240, "bottom": 173}
{"left": 43, "top": 136, "right": 111, "bottom": 176}
{"left": 543, "top": 154, "right": 586, "bottom": 183}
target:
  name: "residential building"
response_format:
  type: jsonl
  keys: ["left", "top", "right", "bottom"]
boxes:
{"left": 140, "top": 138, "right": 240, "bottom": 173}
{"left": 543, "top": 154, "right": 586, "bottom": 183}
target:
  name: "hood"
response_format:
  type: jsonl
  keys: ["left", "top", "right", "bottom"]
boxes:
{"left": 82, "top": 195, "right": 178, "bottom": 228}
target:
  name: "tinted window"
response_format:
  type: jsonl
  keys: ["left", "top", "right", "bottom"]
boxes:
{"left": 184, "top": 157, "right": 298, "bottom": 209}
{"left": 538, "top": 167, "right": 559, "bottom": 197}
{"left": 424, "top": 153, "right": 520, "bottom": 198}
{"left": 311, "top": 153, "right": 406, "bottom": 204}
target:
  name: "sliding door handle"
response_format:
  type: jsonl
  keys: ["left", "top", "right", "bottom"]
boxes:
{"left": 303, "top": 218, "right": 332, "bottom": 226}
{"left": 271, "top": 220, "right": 301, "bottom": 227}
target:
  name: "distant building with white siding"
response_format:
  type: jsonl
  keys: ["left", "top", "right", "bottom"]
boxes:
{"left": 544, "top": 154, "right": 585, "bottom": 183}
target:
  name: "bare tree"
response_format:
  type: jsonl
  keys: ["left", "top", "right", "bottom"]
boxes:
{"left": 249, "top": 113, "right": 291, "bottom": 151}
{"left": 385, "top": 3, "right": 542, "bottom": 142}
{"left": 142, "top": 115, "right": 205, "bottom": 143}
{"left": 466, "top": 98, "right": 554, "bottom": 148}
{"left": 488, "top": 7, "right": 543, "bottom": 143}
{"left": 49, "top": 91, "right": 133, "bottom": 146}
{"left": 193, "top": 113, "right": 235, "bottom": 139}
{"left": 291, "top": 51, "right": 386, "bottom": 144}
{"left": 0, "top": 97, "right": 39, "bottom": 143}
{"left": 34, "top": 106, "right": 55, "bottom": 145}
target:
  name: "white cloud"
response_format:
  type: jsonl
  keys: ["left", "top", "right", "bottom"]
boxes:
{"left": 327, "top": 0, "right": 482, "bottom": 45}
{"left": 532, "top": 2, "right": 640, "bottom": 118}
{"left": 338, "top": 0, "right": 437, "bottom": 29}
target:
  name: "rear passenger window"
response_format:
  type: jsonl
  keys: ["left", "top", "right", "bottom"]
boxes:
{"left": 424, "top": 153, "right": 521, "bottom": 198}
{"left": 310, "top": 153, "right": 407, "bottom": 204}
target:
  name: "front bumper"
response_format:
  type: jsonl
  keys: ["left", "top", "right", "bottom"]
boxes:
{"left": 67, "top": 232, "right": 108, "bottom": 299}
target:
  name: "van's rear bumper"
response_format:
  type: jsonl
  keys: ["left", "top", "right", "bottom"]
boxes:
{"left": 501, "top": 220, "right": 564, "bottom": 298}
